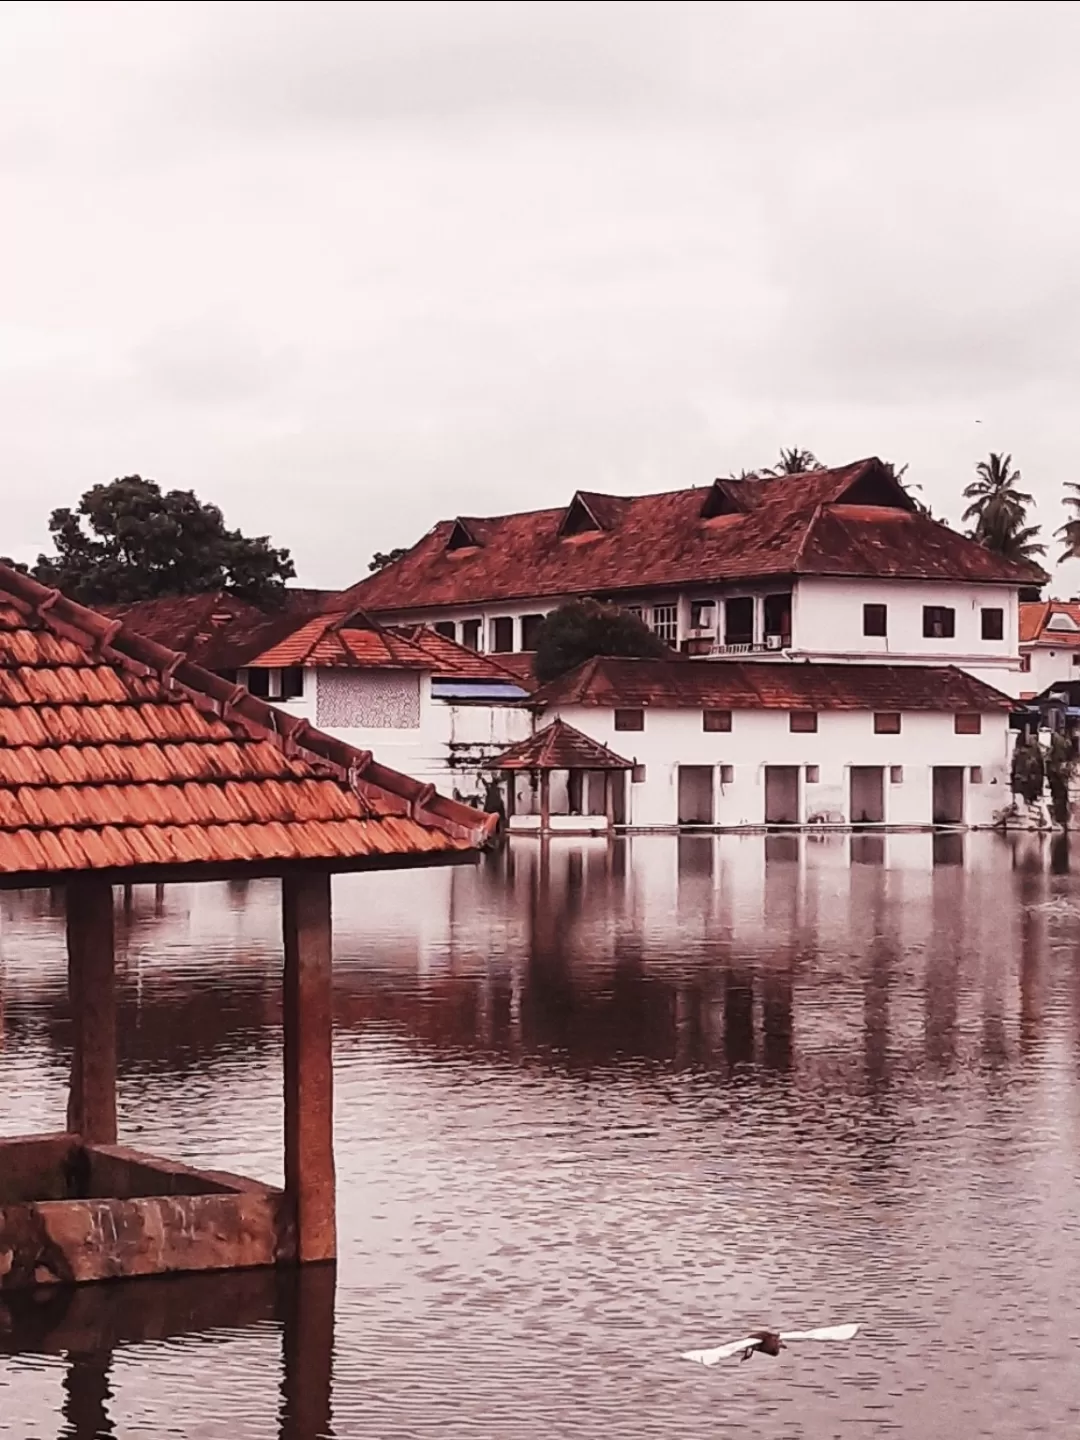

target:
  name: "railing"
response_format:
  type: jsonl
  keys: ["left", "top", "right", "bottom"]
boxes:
{"left": 705, "top": 638, "right": 792, "bottom": 656}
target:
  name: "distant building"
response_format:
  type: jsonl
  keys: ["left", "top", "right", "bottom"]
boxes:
{"left": 334, "top": 458, "right": 1040, "bottom": 697}
{"left": 1018, "top": 600, "right": 1080, "bottom": 697}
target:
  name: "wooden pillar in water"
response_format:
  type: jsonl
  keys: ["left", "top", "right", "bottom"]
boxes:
{"left": 279, "top": 1263, "right": 336, "bottom": 1439}
{"left": 282, "top": 869, "right": 336, "bottom": 1263}
{"left": 539, "top": 770, "right": 551, "bottom": 832}
{"left": 66, "top": 877, "right": 117, "bottom": 1144}
{"left": 604, "top": 771, "right": 616, "bottom": 830}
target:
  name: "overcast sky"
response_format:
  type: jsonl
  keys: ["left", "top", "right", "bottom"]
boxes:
{"left": 3, "top": 0, "right": 1080, "bottom": 587}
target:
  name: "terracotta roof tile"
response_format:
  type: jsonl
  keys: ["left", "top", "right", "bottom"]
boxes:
{"left": 491, "top": 719, "right": 633, "bottom": 770}
{"left": 334, "top": 459, "right": 1043, "bottom": 615}
{"left": 0, "top": 562, "right": 496, "bottom": 882}
{"left": 1020, "top": 599, "right": 1080, "bottom": 646}
{"left": 534, "top": 656, "right": 1015, "bottom": 712}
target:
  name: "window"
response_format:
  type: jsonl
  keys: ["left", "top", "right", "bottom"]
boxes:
{"left": 520, "top": 613, "right": 545, "bottom": 650}
{"left": 491, "top": 617, "right": 514, "bottom": 653}
{"left": 461, "top": 618, "right": 482, "bottom": 651}
{"left": 863, "top": 603, "right": 887, "bottom": 637}
{"left": 245, "top": 667, "right": 270, "bottom": 698}
{"left": 278, "top": 667, "right": 304, "bottom": 700}
{"left": 1021, "top": 653, "right": 1032, "bottom": 672}
{"left": 955, "top": 712, "right": 981, "bottom": 734}
{"left": 703, "top": 709, "right": 733, "bottom": 732}
{"left": 763, "top": 592, "right": 792, "bottom": 644}
{"left": 970, "top": 766, "right": 984, "bottom": 784}
{"left": 651, "top": 603, "right": 678, "bottom": 645}
{"left": 690, "top": 599, "right": 716, "bottom": 630}
{"left": 433, "top": 620, "right": 456, "bottom": 640}
{"left": 631, "top": 763, "right": 647, "bottom": 783}
{"left": 981, "top": 608, "right": 1004, "bottom": 641}
{"left": 874, "top": 712, "right": 901, "bottom": 734}
{"left": 805, "top": 765, "right": 820, "bottom": 783}
{"left": 625, "top": 605, "right": 644, "bottom": 620}
{"left": 724, "top": 596, "right": 754, "bottom": 647}
{"left": 615, "top": 709, "right": 645, "bottom": 732}
{"left": 720, "top": 764, "right": 734, "bottom": 785}
{"left": 789, "top": 711, "right": 818, "bottom": 732}
{"left": 1073, "top": 654, "right": 1080, "bottom": 668}
{"left": 890, "top": 766, "right": 904, "bottom": 785}
{"left": 923, "top": 606, "right": 956, "bottom": 639}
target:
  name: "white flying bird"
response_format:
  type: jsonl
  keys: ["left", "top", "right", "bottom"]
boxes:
{"left": 681, "top": 1323, "right": 859, "bottom": 1365}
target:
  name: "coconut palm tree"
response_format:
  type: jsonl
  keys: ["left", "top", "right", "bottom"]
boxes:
{"left": 962, "top": 453, "right": 1045, "bottom": 563}
{"left": 1057, "top": 480, "right": 1080, "bottom": 563}
{"left": 766, "top": 447, "right": 824, "bottom": 476}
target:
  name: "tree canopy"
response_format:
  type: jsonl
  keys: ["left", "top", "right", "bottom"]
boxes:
{"left": 962, "top": 453, "right": 1045, "bottom": 564}
{"left": 533, "top": 599, "right": 670, "bottom": 684}
{"left": 766, "top": 447, "right": 824, "bottom": 476}
{"left": 31, "top": 476, "right": 295, "bottom": 606}
{"left": 368, "top": 546, "right": 408, "bottom": 573}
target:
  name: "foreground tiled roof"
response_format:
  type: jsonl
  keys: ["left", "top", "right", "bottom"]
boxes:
{"left": 0, "top": 564, "right": 495, "bottom": 882}
{"left": 1020, "top": 600, "right": 1080, "bottom": 646}
{"left": 534, "top": 656, "right": 1015, "bottom": 712}
{"left": 334, "top": 459, "right": 1043, "bottom": 614}
{"left": 490, "top": 719, "right": 633, "bottom": 771}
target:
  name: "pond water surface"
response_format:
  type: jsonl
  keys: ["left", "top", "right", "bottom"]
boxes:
{"left": 3, "top": 832, "right": 1080, "bottom": 1438}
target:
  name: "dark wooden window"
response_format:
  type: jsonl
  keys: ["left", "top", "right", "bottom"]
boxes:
{"left": 954, "top": 712, "right": 981, "bottom": 734}
{"left": 461, "top": 619, "right": 482, "bottom": 651}
{"left": 805, "top": 764, "right": 820, "bottom": 783}
{"left": 1020, "top": 653, "right": 1032, "bottom": 672}
{"left": 863, "top": 603, "right": 887, "bottom": 637}
{"left": 631, "top": 763, "right": 646, "bottom": 783}
{"left": 246, "top": 667, "right": 271, "bottom": 698}
{"left": 278, "top": 667, "right": 305, "bottom": 700}
{"left": 615, "top": 709, "right": 645, "bottom": 732}
{"left": 981, "top": 607, "right": 1004, "bottom": 641}
{"left": 703, "top": 709, "right": 732, "bottom": 732}
{"left": 724, "top": 596, "right": 754, "bottom": 647}
{"left": 520, "top": 613, "right": 545, "bottom": 650}
{"left": 970, "top": 766, "right": 984, "bottom": 783}
{"left": 874, "top": 712, "right": 901, "bottom": 734}
{"left": 491, "top": 617, "right": 514, "bottom": 653}
{"left": 789, "top": 711, "right": 818, "bottom": 733}
{"left": 890, "top": 766, "right": 904, "bottom": 784}
{"left": 433, "top": 620, "right": 456, "bottom": 640}
{"left": 720, "top": 764, "right": 734, "bottom": 784}
{"left": 923, "top": 606, "right": 956, "bottom": 639}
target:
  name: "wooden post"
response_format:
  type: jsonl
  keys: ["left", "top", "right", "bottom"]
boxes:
{"left": 604, "top": 771, "right": 616, "bottom": 829}
{"left": 62, "top": 1352, "right": 114, "bottom": 1440}
{"left": 539, "top": 770, "right": 551, "bottom": 832}
{"left": 66, "top": 877, "right": 117, "bottom": 1145}
{"left": 282, "top": 869, "right": 336, "bottom": 1263}
{"left": 279, "top": 1263, "right": 335, "bottom": 1440}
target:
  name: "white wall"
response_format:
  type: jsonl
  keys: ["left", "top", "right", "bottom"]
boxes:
{"left": 793, "top": 578, "right": 1021, "bottom": 692}
{"left": 1021, "top": 644, "right": 1080, "bottom": 696}
{"left": 547, "top": 702, "right": 1012, "bottom": 829}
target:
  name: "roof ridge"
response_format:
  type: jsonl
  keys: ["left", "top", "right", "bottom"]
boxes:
{"left": 0, "top": 562, "right": 494, "bottom": 846}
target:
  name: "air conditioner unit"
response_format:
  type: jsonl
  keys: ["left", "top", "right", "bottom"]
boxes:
{"left": 765, "top": 633, "right": 784, "bottom": 650}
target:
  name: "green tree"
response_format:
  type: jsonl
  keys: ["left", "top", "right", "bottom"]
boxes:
{"left": 368, "top": 546, "right": 408, "bottom": 573}
{"left": 962, "top": 453, "right": 1045, "bottom": 563}
{"left": 32, "top": 476, "right": 294, "bottom": 606}
{"left": 1056, "top": 478, "right": 1080, "bottom": 563}
{"left": 1010, "top": 736, "right": 1046, "bottom": 806}
{"left": 766, "top": 447, "right": 825, "bottom": 476}
{"left": 1046, "top": 731, "right": 1076, "bottom": 827}
{"left": 533, "top": 599, "right": 670, "bottom": 684}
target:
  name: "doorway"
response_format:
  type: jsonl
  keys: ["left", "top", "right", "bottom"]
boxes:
{"left": 932, "top": 766, "right": 965, "bottom": 825}
{"left": 764, "top": 765, "right": 800, "bottom": 825}
{"left": 678, "top": 765, "right": 714, "bottom": 824}
{"left": 849, "top": 766, "right": 885, "bottom": 824}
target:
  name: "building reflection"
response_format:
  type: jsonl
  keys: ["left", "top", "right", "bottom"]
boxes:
{"left": 0, "top": 830, "right": 1072, "bottom": 1105}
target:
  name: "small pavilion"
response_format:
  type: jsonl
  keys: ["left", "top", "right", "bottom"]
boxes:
{"left": 490, "top": 719, "right": 633, "bottom": 833}
{"left": 0, "top": 563, "right": 495, "bottom": 1292}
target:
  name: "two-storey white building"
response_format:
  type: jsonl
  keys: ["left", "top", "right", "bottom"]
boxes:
{"left": 336, "top": 458, "right": 1041, "bottom": 696}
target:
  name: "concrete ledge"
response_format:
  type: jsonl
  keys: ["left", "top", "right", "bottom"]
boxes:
{"left": 0, "top": 1134, "right": 294, "bottom": 1291}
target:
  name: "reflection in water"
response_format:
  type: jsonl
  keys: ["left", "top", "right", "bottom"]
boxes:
{"left": 4, "top": 832, "right": 1080, "bottom": 1438}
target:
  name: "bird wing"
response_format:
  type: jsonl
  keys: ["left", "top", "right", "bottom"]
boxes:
{"left": 680, "top": 1337, "right": 761, "bottom": 1366}
{"left": 778, "top": 1324, "right": 860, "bottom": 1343}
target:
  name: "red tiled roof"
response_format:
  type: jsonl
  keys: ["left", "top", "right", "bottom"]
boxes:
{"left": 490, "top": 719, "right": 633, "bottom": 771}
{"left": 334, "top": 459, "right": 1043, "bottom": 614}
{"left": 249, "top": 613, "right": 432, "bottom": 670}
{"left": 106, "top": 592, "right": 323, "bottom": 672}
{"left": 0, "top": 563, "right": 495, "bottom": 883}
{"left": 533, "top": 656, "right": 1015, "bottom": 712}
{"left": 386, "top": 626, "right": 535, "bottom": 685}
{"left": 1020, "top": 600, "right": 1080, "bottom": 646}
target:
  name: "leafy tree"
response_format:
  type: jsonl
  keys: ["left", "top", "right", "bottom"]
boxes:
{"left": 1057, "top": 478, "right": 1080, "bottom": 564}
{"left": 766, "top": 447, "right": 825, "bottom": 476}
{"left": 1046, "top": 731, "right": 1076, "bottom": 827}
{"left": 962, "top": 453, "right": 1045, "bottom": 563}
{"left": 1011, "top": 736, "right": 1046, "bottom": 806}
{"left": 533, "top": 599, "right": 670, "bottom": 684}
{"left": 368, "top": 547, "right": 408, "bottom": 573}
{"left": 31, "top": 476, "right": 294, "bottom": 606}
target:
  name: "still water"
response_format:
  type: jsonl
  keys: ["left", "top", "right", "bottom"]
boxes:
{"left": 2, "top": 832, "right": 1080, "bottom": 1438}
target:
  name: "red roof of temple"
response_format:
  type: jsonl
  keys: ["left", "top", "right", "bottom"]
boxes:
{"left": 0, "top": 563, "right": 495, "bottom": 883}
{"left": 1020, "top": 600, "right": 1080, "bottom": 646}
{"left": 533, "top": 657, "right": 1015, "bottom": 712}
{"left": 491, "top": 719, "right": 633, "bottom": 771}
{"left": 334, "top": 459, "right": 1043, "bottom": 615}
